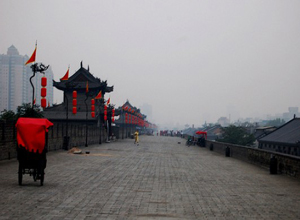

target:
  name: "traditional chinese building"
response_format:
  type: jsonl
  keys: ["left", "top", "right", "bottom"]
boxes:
{"left": 258, "top": 117, "right": 300, "bottom": 156}
{"left": 43, "top": 62, "right": 114, "bottom": 148}
{"left": 115, "top": 100, "right": 157, "bottom": 137}
{"left": 44, "top": 62, "right": 113, "bottom": 120}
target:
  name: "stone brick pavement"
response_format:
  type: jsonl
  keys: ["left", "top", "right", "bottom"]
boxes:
{"left": 0, "top": 136, "right": 300, "bottom": 220}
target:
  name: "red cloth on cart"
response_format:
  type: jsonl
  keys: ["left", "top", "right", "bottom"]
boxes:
{"left": 16, "top": 118, "right": 53, "bottom": 154}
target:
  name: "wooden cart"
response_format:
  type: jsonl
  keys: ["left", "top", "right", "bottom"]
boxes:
{"left": 16, "top": 118, "right": 53, "bottom": 186}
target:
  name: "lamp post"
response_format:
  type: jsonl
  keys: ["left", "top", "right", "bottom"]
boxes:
{"left": 122, "top": 108, "right": 124, "bottom": 139}
{"left": 85, "top": 94, "right": 88, "bottom": 147}
{"left": 64, "top": 92, "right": 69, "bottom": 150}
{"left": 63, "top": 82, "right": 77, "bottom": 150}
{"left": 99, "top": 114, "right": 102, "bottom": 144}
{"left": 29, "top": 63, "right": 49, "bottom": 107}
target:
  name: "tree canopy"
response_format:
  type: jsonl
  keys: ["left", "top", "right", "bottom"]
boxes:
{"left": 16, "top": 103, "right": 44, "bottom": 118}
{"left": 264, "top": 118, "right": 285, "bottom": 127}
{"left": 0, "top": 109, "right": 16, "bottom": 120}
{"left": 0, "top": 103, "right": 44, "bottom": 120}
{"left": 217, "top": 125, "right": 255, "bottom": 146}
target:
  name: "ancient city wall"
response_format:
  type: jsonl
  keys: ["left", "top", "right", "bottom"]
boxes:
{"left": 206, "top": 140, "right": 300, "bottom": 179}
{"left": 0, "top": 120, "right": 123, "bottom": 160}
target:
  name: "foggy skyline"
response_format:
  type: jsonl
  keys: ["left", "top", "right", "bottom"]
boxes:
{"left": 1, "top": 0, "right": 300, "bottom": 128}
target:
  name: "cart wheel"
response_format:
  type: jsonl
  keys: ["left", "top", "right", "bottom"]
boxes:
{"left": 18, "top": 164, "right": 22, "bottom": 186}
{"left": 40, "top": 173, "right": 44, "bottom": 186}
{"left": 33, "top": 170, "right": 37, "bottom": 182}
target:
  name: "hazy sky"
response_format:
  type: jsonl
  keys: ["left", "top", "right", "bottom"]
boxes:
{"left": 1, "top": 0, "right": 300, "bottom": 128}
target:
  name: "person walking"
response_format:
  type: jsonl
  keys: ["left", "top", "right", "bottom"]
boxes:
{"left": 134, "top": 130, "right": 139, "bottom": 146}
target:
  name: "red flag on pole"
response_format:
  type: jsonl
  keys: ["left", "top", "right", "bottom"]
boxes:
{"left": 60, "top": 67, "right": 69, "bottom": 81}
{"left": 25, "top": 44, "right": 37, "bottom": 65}
{"left": 95, "top": 90, "right": 102, "bottom": 99}
{"left": 107, "top": 98, "right": 110, "bottom": 105}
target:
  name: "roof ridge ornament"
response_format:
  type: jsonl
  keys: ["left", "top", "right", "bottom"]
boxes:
{"left": 81, "top": 61, "right": 83, "bottom": 68}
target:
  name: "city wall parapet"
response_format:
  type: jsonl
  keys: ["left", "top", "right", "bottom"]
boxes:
{"left": 206, "top": 140, "right": 300, "bottom": 179}
{"left": 0, "top": 120, "right": 124, "bottom": 160}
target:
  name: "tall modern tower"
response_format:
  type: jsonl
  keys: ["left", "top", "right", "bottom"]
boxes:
{"left": 0, "top": 45, "right": 54, "bottom": 112}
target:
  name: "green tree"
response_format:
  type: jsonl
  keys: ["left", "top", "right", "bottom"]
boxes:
{"left": 0, "top": 109, "right": 16, "bottom": 120}
{"left": 217, "top": 125, "right": 255, "bottom": 146}
{"left": 265, "top": 118, "right": 285, "bottom": 127}
{"left": 16, "top": 103, "right": 44, "bottom": 118}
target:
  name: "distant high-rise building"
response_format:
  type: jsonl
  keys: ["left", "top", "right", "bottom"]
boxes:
{"left": 282, "top": 107, "right": 300, "bottom": 121}
{"left": 0, "top": 45, "right": 54, "bottom": 112}
{"left": 217, "top": 117, "right": 230, "bottom": 127}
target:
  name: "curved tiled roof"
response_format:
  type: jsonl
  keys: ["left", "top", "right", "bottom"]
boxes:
{"left": 259, "top": 118, "right": 300, "bottom": 145}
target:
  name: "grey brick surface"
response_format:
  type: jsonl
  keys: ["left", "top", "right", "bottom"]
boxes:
{"left": 0, "top": 136, "right": 300, "bottom": 219}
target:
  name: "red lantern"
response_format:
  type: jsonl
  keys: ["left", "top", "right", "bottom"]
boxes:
{"left": 72, "top": 90, "right": 77, "bottom": 114}
{"left": 112, "top": 109, "right": 115, "bottom": 117}
{"left": 73, "top": 107, "right": 77, "bottom": 114}
{"left": 73, "top": 91, "right": 77, "bottom": 98}
{"left": 41, "top": 76, "right": 47, "bottom": 87}
{"left": 103, "top": 104, "right": 107, "bottom": 121}
{"left": 40, "top": 76, "right": 47, "bottom": 108}
{"left": 41, "top": 87, "right": 47, "bottom": 97}
{"left": 91, "top": 99, "right": 95, "bottom": 116}
{"left": 112, "top": 118, "right": 115, "bottom": 122}
{"left": 41, "top": 98, "right": 47, "bottom": 108}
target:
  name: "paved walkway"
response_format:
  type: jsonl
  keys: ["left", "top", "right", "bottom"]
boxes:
{"left": 0, "top": 136, "right": 300, "bottom": 220}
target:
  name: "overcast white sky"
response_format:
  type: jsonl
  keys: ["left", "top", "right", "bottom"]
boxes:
{"left": 1, "top": 0, "right": 300, "bottom": 128}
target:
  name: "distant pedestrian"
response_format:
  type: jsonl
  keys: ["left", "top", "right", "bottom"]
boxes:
{"left": 134, "top": 130, "right": 139, "bottom": 146}
{"left": 186, "top": 136, "right": 193, "bottom": 147}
